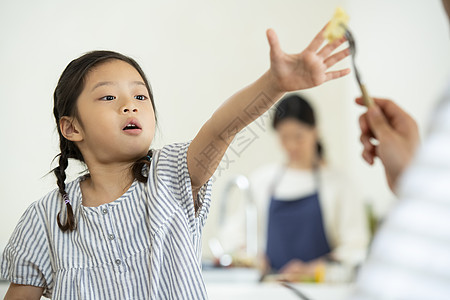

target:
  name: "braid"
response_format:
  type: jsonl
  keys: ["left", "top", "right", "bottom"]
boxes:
{"left": 54, "top": 140, "right": 76, "bottom": 231}
{"left": 132, "top": 150, "right": 153, "bottom": 183}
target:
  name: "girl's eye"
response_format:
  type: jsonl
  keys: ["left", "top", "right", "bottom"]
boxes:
{"left": 134, "top": 95, "right": 147, "bottom": 101}
{"left": 100, "top": 95, "right": 116, "bottom": 101}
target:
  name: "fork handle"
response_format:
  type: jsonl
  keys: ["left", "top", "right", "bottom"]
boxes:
{"left": 359, "top": 83, "right": 374, "bottom": 107}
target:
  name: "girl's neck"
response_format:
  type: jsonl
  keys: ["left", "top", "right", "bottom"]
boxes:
{"left": 286, "top": 159, "right": 316, "bottom": 170}
{"left": 80, "top": 162, "right": 135, "bottom": 207}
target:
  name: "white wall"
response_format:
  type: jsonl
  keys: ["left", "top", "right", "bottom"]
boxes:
{"left": 0, "top": 0, "right": 448, "bottom": 259}
{"left": 344, "top": 0, "right": 450, "bottom": 215}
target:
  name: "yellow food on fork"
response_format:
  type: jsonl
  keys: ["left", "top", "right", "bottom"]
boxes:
{"left": 324, "top": 7, "right": 374, "bottom": 107}
{"left": 324, "top": 7, "right": 349, "bottom": 43}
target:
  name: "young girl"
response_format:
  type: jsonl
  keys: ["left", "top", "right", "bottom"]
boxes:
{"left": 1, "top": 25, "right": 349, "bottom": 299}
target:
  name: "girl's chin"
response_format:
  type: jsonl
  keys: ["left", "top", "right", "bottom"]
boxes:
{"left": 288, "top": 155, "right": 302, "bottom": 161}
{"left": 125, "top": 142, "right": 153, "bottom": 157}
{"left": 130, "top": 150, "right": 151, "bottom": 160}
{"left": 115, "top": 150, "right": 150, "bottom": 163}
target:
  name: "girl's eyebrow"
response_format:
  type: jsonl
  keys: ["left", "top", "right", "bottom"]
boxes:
{"left": 91, "top": 81, "right": 146, "bottom": 92}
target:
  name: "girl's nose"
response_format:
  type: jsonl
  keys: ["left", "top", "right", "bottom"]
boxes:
{"left": 121, "top": 102, "right": 138, "bottom": 114}
{"left": 122, "top": 107, "right": 138, "bottom": 113}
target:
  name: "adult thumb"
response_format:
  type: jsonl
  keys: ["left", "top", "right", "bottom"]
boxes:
{"left": 366, "top": 105, "right": 392, "bottom": 139}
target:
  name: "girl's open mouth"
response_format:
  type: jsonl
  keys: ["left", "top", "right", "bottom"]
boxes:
{"left": 122, "top": 119, "right": 142, "bottom": 135}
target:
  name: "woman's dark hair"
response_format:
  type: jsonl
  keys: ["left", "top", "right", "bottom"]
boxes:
{"left": 52, "top": 50, "right": 156, "bottom": 232}
{"left": 272, "top": 94, "right": 324, "bottom": 160}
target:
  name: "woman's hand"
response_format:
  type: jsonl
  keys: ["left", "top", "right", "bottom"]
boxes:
{"left": 278, "top": 258, "right": 325, "bottom": 282}
{"left": 266, "top": 24, "right": 350, "bottom": 93}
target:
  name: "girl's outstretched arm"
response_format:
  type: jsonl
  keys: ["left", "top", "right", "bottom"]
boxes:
{"left": 4, "top": 283, "right": 44, "bottom": 300}
{"left": 187, "top": 24, "right": 350, "bottom": 202}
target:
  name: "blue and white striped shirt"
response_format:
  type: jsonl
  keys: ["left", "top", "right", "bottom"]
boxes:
{"left": 1, "top": 141, "right": 212, "bottom": 299}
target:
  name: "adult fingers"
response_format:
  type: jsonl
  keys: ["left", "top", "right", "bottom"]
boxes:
{"left": 355, "top": 97, "right": 392, "bottom": 109}
{"left": 366, "top": 105, "right": 393, "bottom": 140}
{"left": 360, "top": 133, "right": 373, "bottom": 150}
{"left": 362, "top": 148, "right": 375, "bottom": 165}
{"left": 359, "top": 113, "right": 371, "bottom": 136}
{"left": 356, "top": 97, "right": 409, "bottom": 125}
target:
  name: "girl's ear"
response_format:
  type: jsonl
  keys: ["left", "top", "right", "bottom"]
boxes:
{"left": 60, "top": 117, "right": 83, "bottom": 142}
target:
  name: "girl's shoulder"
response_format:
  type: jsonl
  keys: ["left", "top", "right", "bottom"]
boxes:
{"left": 149, "top": 141, "right": 195, "bottom": 185}
{"left": 152, "top": 141, "right": 190, "bottom": 157}
{"left": 150, "top": 141, "right": 190, "bottom": 170}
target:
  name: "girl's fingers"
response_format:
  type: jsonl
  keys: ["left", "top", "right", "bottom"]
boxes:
{"left": 306, "top": 23, "right": 329, "bottom": 52}
{"left": 324, "top": 47, "right": 350, "bottom": 68}
{"left": 318, "top": 36, "right": 346, "bottom": 59}
{"left": 324, "top": 68, "right": 350, "bottom": 81}
{"left": 266, "top": 28, "right": 283, "bottom": 60}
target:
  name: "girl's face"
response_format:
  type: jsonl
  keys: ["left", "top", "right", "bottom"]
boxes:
{"left": 276, "top": 118, "right": 317, "bottom": 164}
{"left": 70, "top": 59, "right": 155, "bottom": 164}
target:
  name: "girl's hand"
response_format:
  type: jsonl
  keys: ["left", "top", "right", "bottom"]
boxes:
{"left": 267, "top": 24, "right": 350, "bottom": 93}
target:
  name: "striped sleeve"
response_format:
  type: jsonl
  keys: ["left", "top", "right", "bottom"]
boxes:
{"left": 157, "top": 141, "right": 213, "bottom": 231}
{"left": 1, "top": 202, "right": 51, "bottom": 291}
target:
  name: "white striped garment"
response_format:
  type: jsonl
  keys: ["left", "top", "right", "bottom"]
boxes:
{"left": 350, "top": 84, "right": 450, "bottom": 299}
{"left": 1, "top": 141, "right": 212, "bottom": 299}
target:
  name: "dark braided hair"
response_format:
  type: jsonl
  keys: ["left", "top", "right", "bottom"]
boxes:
{"left": 52, "top": 50, "right": 156, "bottom": 232}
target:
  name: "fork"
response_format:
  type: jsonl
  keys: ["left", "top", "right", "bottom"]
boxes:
{"left": 344, "top": 28, "right": 374, "bottom": 107}
{"left": 280, "top": 282, "right": 313, "bottom": 300}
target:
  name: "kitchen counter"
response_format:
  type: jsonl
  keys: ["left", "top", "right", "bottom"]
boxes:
{"left": 202, "top": 268, "right": 354, "bottom": 300}
{"left": 207, "top": 282, "right": 353, "bottom": 300}
{"left": 0, "top": 270, "right": 354, "bottom": 299}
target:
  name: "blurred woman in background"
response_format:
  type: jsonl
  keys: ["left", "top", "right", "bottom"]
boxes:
{"left": 250, "top": 94, "right": 369, "bottom": 281}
